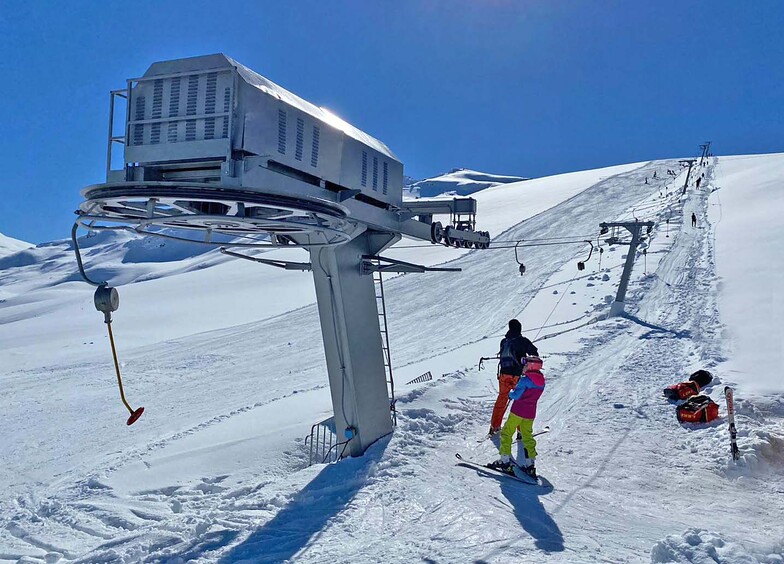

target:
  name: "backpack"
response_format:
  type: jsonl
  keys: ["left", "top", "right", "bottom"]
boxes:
{"left": 676, "top": 395, "right": 719, "bottom": 424}
{"left": 663, "top": 370, "right": 713, "bottom": 400}
{"left": 499, "top": 338, "right": 523, "bottom": 372}
{"left": 689, "top": 370, "right": 713, "bottom": 388}
{"left": 663, "top": 381, "right": 700, "bottom": 401}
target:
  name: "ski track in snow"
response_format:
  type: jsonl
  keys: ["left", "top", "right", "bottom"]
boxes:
{"left": 1, "top": 159, "right": 783, "bottom": 562}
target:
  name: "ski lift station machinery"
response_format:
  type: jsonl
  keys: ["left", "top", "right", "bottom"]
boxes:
{"left": 74, "top": 54, "right": 491, "bottom": 457}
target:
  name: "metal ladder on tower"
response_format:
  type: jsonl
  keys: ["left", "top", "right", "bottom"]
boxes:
{"left": 372, "top": 262, "right": 397, "bottom": 426}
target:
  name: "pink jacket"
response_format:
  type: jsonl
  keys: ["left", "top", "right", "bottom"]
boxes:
{"left": 508, "top": 364, "right": 545, "bottom": 420}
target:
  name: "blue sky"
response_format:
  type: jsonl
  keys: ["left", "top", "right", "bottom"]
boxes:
{"left": 1, "top": 0, "right": 782, "bottom": 243}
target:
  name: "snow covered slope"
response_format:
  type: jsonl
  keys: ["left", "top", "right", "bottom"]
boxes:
{"left": 1, "top": 156, "right": 783, "bottom": 563}
{"left": 710, "top": 154, "right": 784, "bottom": 395}
{"left": 0, "top": 232, "right": 32, "bottom": 258}
{"left": 406, "top": 168, "right": 527, "bottom": 198}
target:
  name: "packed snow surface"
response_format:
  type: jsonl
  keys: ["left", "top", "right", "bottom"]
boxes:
{"left": 1, "top": 156, "right": 783, "bottom": 563}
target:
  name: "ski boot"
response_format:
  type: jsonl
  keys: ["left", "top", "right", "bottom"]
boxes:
{"left": 487, "top": 456, "right": 515, "bottom": 475}
{"left": 520, "top": 464, "right": 537, "bottom": 480}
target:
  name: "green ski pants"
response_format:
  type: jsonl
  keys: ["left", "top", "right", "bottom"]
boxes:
{"left": 499, "top": 413, "right": 537, "bottom": 459}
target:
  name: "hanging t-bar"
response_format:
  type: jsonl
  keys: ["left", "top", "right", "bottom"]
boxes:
{"left": 93, "top": 285, "right": 144, "bottom": 425}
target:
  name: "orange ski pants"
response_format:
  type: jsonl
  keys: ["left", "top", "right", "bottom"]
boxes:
{"left": 491, "top": 373, "right": 519, "bottom": 429}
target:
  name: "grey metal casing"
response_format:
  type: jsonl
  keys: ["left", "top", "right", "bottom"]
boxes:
{"left": 124, "top": 53, "right": 403, "bottom": 207}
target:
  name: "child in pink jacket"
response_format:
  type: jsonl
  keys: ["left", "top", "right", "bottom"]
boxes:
{"left": 488, "top": 355, "right": 545, "bottom": 479}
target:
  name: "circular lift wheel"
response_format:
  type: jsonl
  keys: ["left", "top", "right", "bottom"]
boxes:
{"left": 430, "top": 221, "right": 444, "bottom": 244}
{"left": 443, "top": 226, "right": 455, "bottom": 247}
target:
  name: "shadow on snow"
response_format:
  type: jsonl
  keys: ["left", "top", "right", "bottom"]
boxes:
{"left": 623, "top": 313, "right": 692, "bottom": 340}
{"left": 217, "top": 438, "right": 389, "bottom": 563}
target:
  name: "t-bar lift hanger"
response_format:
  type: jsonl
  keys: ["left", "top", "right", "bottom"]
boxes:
{"left": 71, "top": 224, "right": 144, "bottom": 425}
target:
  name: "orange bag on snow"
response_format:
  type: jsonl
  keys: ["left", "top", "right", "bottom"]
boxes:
{"left": 676, "top": 395, "right": 719, "bottom": 423}
{"left": 664, "top": 381, "right": 701, "bottom": 400}
{"left": 663, "top": 370, "right": 714, "bottom": 400}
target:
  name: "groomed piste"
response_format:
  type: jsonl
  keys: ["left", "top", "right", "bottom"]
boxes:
{"left": 1, "top": 155, "right": 783, "bottom": 563}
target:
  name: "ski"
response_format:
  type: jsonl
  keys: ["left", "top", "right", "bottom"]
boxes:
{"left": 477, "top": 425, "right": 550, "bottom": 443}
{"left": 724, "top": 386, "right": 740, "bottom": 461}
{"left": 455, "top": 453, "right": 540, "bottom": 485}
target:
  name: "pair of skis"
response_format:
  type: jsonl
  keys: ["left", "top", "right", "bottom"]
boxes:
{"left": 724, "top": 386, "right": 740, "bottom": 461}
{"left": 455, "top": 453, "right": 541, "bottom": 485}
{"left": 461, "top": 425, "right": 551, "bottom": 485}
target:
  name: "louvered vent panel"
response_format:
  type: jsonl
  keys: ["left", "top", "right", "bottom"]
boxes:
{"left": 311, "top": 126, "right": 320, "bottom": 167}
{"left": 168, "top": 78, "right": 181, "bottom": 143}
{"left": 127, "top": 68, "right": 233, "bottom": 160}
{"left": 185, "top": 74, "right": 199, "bottom": 141}
{"left": 277, "top": 110, "right": 287, "bottom": 154}
{"left": 150, "top": 79, "right": 163, "bottom": 144}
{"left": 204, "top": 73, "right": 217, "bottom": 140}
{"left": 222, "top": 87, "right": 231, "bottom": 138}
{"left": 383, "top": 161, "right": 388, "bottom": 195}
{"left": 186, "top": 75, "right": 199, "bottom": 115}
{"left": 361, "top": 151, "right": 368, "bottom": 186}
{"left": 372, "top": 156, "right": 378, "bottom": 191}
{"left": 295, "top": 117, "right": 304, "bottom": 161}
{"left": 133, "top": 95, "right": 146, "bottom": 145}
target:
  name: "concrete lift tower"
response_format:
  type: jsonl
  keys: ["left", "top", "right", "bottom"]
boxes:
{"left": 73, "top": 54, "right": 490, "bottom": 457}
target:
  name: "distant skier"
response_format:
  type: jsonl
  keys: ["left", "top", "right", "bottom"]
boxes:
{"left": 653, "top": 171, "right": 657, "bottom": 178}
{"left": 696, "top": 177, "right": 702, "bottom": 189}
{"left": 489, "top": 319, "right": 538, "bottom": 435}
{"left": 691, "top": 213, "right": 697, "bottom": 228}
{"left": 488, "top": 355, "right": 546, "bottom": 479}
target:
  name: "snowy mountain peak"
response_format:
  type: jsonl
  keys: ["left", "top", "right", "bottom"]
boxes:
{"left": 406, "top": 168, "right": 528, "bottom": 198}
{"left": 0, "top": 231, "right": 33, "bottom": 258}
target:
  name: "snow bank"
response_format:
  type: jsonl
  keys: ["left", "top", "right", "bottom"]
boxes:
{"left": 651, "top": 528, "right": 783, "bottom": 563}
{"left": 711, "top": 154, "right": 784, "bottom": 394}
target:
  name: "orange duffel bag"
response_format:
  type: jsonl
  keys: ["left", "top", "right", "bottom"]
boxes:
{"left": 676, "top": 394, "right": 719, "bottom": 423}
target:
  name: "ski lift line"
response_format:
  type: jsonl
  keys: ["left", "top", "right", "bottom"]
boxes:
{"left": 534, "top": 278, "right": 574, "bottom": 341}
{"left": 537, "top": 316, "right": 600, "bottom": 341}
{"left": 390, "top": 233, "right": 599, "bottom": 249}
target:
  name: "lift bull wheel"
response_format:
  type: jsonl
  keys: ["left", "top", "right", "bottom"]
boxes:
{"left": 78, "top": 182, "right": 359, "bottom": 246}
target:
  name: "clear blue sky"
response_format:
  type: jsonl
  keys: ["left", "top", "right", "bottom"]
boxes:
{"left": 1, "top": 0, "right": 782, "bottom": 243}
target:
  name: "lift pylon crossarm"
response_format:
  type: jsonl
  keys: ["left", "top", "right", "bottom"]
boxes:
{"left": 360, "top": 255, "right": 462, "bottom": 275}
{"left": 599, "top": 221, "right": 655, "bottom": 231}
{"left": 219, "top": 248, "right": 312, "bottom": 271}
